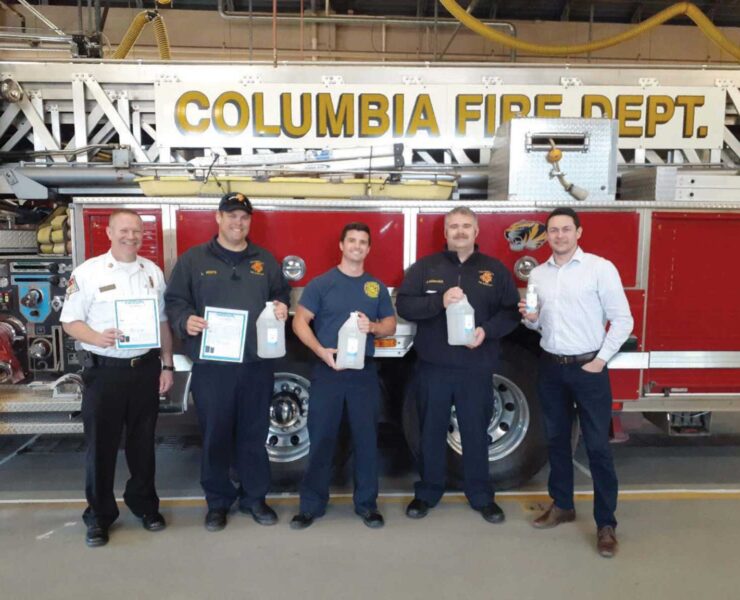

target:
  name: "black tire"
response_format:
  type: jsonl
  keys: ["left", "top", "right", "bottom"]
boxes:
{"left": 402, "top": 341, "right": 547, "bottom": 491}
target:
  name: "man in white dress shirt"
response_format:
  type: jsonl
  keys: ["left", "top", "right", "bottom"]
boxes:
{"left": 519, "top": 207, "right": 633, "bottom": 558}
{"left": 61, "top": 209, "right": 174, "bottom": 547}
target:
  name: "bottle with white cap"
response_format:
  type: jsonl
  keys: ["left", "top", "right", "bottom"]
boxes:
{"left": 256, "top": 302, "right": 286, "bottom": 358}
{"left": 335, "top": 311, "right": 366, "bottom": 370}
{"left": 446, "top": 295, "right": 476, "bottom": 346}
{"left": 525, "top": 283, "right": 538, "bottom": 315}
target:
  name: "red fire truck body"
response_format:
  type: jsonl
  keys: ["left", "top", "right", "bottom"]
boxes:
{"left": 1, "top": 60, "right": 739, "bottom": 486}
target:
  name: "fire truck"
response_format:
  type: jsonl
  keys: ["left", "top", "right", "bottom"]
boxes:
{"left": 0, "top": 60, "right": 739, "bottom": 489}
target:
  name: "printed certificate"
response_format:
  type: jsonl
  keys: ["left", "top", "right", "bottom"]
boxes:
{"left": 114, "top": 298, "right": 161, "bottom": 349}
{"left": 199, "top": 306, "right": 248, "bottom": 363}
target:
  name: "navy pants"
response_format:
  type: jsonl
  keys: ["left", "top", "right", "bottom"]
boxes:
{"left": 537, "top": 356, "right": 618, "bottom": 529}
{"left": 414, "top": 362, "right": 494, "bottom": 509}
{"left": 299, "top": 362, "right": 380, "bottom": 516}
{"left": 190, "top": 360, "right": 273, "bottom": 511}
{"left": 81, "top": 358, "right": 160, "bottom": 527}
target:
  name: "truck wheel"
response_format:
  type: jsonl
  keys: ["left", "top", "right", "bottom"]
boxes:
{"left": 402, "top": 343, "right": 547, "bottom": 490}
{"left": 267, "top": 369, "right": 313, "bottom": 486}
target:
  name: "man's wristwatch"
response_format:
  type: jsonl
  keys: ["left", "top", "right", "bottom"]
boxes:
{"left": 162, "top": 365, "right": 175, "bottom": 372}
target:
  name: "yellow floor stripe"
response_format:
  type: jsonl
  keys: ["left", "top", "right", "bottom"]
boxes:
{"left": 2, "top": 488, "right": 740, "bottom": 509}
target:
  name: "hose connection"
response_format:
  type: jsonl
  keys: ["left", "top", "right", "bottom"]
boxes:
{"left": 547, "top": 138, "right": 589, "bottom": 202}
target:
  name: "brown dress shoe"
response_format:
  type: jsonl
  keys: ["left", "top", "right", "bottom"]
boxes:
{"left": 532, "top": 503, "right": 576, "bottom": 529}
{"left": 597, "top": 526, "right": 618, "bottom": 558}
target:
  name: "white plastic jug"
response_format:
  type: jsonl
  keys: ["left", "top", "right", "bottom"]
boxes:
{"left": 335, "top": 311, "right": 366, "bottom": 370}
{"left": 256, "top": 302, "right": 286, "bottom": 358}
{"left": 446, "top": 295, "right": 476, "bottom": 346}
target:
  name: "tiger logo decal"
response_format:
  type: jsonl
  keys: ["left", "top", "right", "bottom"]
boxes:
{"left": 504, "top": 220, "right": 547, "bottom": 251}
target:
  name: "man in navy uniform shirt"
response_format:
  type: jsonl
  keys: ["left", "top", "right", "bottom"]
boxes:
{"left": 396, "top": 206, "right": 520, "bottom": 524}
{"left": 290, "top": 222, "right": 396, "bottom": 529}
{"left": 165, "top": 193, "right": 290, "bottom": 532}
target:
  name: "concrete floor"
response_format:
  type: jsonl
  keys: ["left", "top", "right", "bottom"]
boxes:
{"left": 2, "top": 413, "right": 740, "bottom": 599}
{"left": 1, "top": 496, "right": 739, "bottom": 600}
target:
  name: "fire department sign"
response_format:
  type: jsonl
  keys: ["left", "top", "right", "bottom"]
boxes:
{"left": 155, "top": 82, "right": 725, "bottom": 150}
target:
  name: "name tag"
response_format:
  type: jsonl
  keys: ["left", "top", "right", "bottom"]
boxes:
{"left": 98, "top": 284, "right": 116, "bottom": 293}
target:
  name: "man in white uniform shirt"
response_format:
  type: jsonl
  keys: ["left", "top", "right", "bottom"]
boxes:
{"left": 61, "top": 209, "right": 174, "bottom": 547}
{"left": 519, "top": 207, "right": 632, "bottom": 558}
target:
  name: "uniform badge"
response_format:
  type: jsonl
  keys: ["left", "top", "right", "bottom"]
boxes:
{"left": 424, "top": 278, "right": 444, "bottom": 285}
{"left": 204, "top": 270, "right": 218, "bottom": 276}
{"left": 478, "top": 270, "right": 494, "bottom": 286}
{"left": 65, "top": 276, "right": 79, "bottom": 297}
{"left": 364, "top": 281, "right": 380, "bottom": 299}
{"left": 504, "top": 220, "right": 547, "bottom": 251}
{"left": 98, "top": 284, "right": 116, "bottom": 293}
{"left": 250, "top": 260, "right": 264, "bottom": 275}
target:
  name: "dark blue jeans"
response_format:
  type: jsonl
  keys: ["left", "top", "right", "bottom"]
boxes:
{"left": 537, "top": 356, "right": 618, "bottom": 529}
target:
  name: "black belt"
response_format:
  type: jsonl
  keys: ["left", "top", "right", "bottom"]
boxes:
{"left": 89, "top": 349, "right": 159, "bottom": 368}
{"left": 543, "top": 350, "right": 599, "bottom": 365}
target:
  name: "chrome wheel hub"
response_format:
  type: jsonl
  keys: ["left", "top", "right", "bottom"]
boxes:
{"left": 447, "top": 374, "right": 530, "bottom": 461}
{"left": 266, "top": 372, "right": 311, "bottom": 463}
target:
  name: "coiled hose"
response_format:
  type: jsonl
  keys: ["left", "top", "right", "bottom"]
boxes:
{"left": 151, "top": 14, "right": 171, "bottom": 60}
{"left": 439, "top": 0, "right": 740, "bottom": 61}
{"left": 112, "top": 9, "right": 171, "bottom": 60}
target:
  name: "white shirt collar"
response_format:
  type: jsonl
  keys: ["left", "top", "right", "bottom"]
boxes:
{"left": 104, "top": 249, "right": 142, "bottom": 272}
{"left": 546, "top": 246, "right": 584, "bottom": 268}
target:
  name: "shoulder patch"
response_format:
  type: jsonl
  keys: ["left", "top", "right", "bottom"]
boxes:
{"left": 364, "top": 281, "right": 380, "bottom": 299}
{"left": 250, "top": 260, "right": 265, "bottom": 275}
{"left": 478, "top": 270, "right": 494, "bottom": 287}
{"left": 66, "top": 276, "right": 79, "bottom": 297}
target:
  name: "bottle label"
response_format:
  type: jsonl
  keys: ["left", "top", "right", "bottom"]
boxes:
{"left": 526, "top": 292, "right": 538, "bottom": 312}
{"left": 347, "top": 337, "right": 359, "bottom": 355}
{"left": 464, "top": 315, "right": 474, "bottom": 331}
{"left": 267, "top": 328, "right": 278, "bottom": 344}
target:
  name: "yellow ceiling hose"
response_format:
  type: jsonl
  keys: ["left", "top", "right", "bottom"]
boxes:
{"left": 439, "top": 0, "right": 740, "bottom": 60}
{"left": 112, "top": 9, "right": 171, "bottom": 60}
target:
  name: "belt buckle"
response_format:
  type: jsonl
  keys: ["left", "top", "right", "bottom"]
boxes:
{"left": 556, "top": 355, "right": 569, "bottom": 365}
{"left": 130, "top": 356, "right": 142, "bottom": 368}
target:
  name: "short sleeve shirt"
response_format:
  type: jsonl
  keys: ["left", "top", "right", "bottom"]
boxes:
{"left": 60, "top": 250, "right": 167, "bottom": 358}
{"left": 299, "top": 267, "right": 394, "bottom": 357}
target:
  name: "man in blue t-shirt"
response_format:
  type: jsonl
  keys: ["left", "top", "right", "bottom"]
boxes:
{"left": 290, "top": 222, "right": 396, "bottom": 530}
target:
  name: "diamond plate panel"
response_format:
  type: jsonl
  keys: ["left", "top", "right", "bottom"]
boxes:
{"left": 489, "top": 118, "right": 618, "bottom": 202}
{"left": 0, "top": 413, "right": 83, "bottom": 435}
